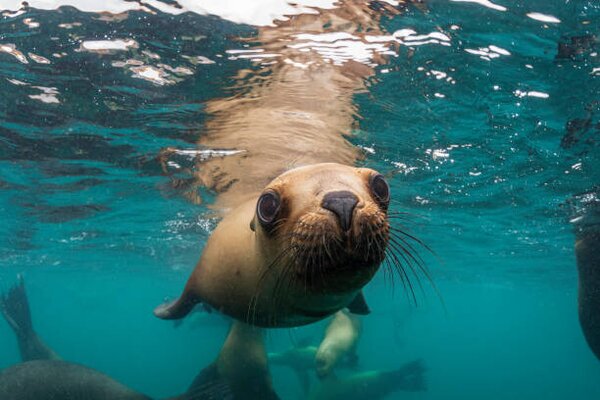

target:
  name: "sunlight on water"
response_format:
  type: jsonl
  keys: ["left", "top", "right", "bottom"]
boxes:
{"left": 0, "top": 0, "right": 598, "bottom": 399}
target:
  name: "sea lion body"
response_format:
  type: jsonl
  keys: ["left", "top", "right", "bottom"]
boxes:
{"left": 155, "top": 163, "right": 390, "bottom": 327}
{"left": 0, "top": 360, "right": 151, "bottom": 400}
{"left": 308, "top": 360, "right": 426, "bottom": 400}
{"left": 315, "top": 310, "right": 361, "bottom": 378}
{"left": 0, "top": 279, "right": 155, "bottom": 400}
{"left": 0, "top": 278, "right": 254, "bottom": 400}
{"left": 576, "top": 230, "right": 600, "bottom": 360}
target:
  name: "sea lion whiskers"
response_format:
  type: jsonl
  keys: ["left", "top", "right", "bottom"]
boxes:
{"left": 389, "top": 232, "right": 430, "bottom": 293}
{"left": 387, "top": 239, "right": 424, "bottom": 302}
{"left": 249, "top": 244, "right": 297, "bottom": 325}
{"left": 389, "top": 227, "right": 436, "bottom": 286}
{"left": 249, "top": 240, "right": 294, "bottom": 324}
{"left": 270, "top": 257, "right": 298, "bottom": 326}
{"left": 382, "top": 223, "right": 444, "bottom": 307}
{"left": 384, "top": 236, "right": 417, "bottom": 305}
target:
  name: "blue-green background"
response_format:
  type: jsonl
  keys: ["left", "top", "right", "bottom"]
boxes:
{"left": 0, "top": 0, "right": 598, "bottom": 399}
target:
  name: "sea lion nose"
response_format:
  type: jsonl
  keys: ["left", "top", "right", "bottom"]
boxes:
{"left": 321, "top": 191, "right": 359, "bottom": 232}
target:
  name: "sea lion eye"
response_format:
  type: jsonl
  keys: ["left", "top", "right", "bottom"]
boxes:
{"left": 257, "top": 190, "right": 281, "bottom": 226}
{"left": 370, "top": 174, "right": 390, "bottom": 206}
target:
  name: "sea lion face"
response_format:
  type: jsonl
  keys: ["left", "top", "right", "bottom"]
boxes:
{"left": 252, "top": 163, "right": 390, "bottom": 297}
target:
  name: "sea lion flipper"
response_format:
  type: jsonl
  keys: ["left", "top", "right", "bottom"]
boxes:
{"left": 184, "top": 361, "right": 280, "bottom": 400}
{"left": 0, "top": 275, "right": 32, "bottom": 335}
{"left": 153, "top": 292, "right": 198, "bottom": 320}
{"left": 183, "top": 363, "right": 235, "bottom": 400}
{"left": 346, "top": 291, "right": 370, "bottom": 315}
{"left": 0, "top": 276, "right": 60, "bottom": 361}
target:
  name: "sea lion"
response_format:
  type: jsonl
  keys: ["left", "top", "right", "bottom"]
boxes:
{"left": 153, "top": 2, "right": 429, "bottom": 327}
{"left": 0, "top": 277, "right": 249, "bottom": 400}
{"left": 0, "top": 277, "right": 153, "bottom": 400}
{"left": 0, "top": 360, "right": 152, "bottom": 400}
{"left": 315, "top": 310, "right": 361, "bottom": 378}
{"left": 576, "top": 229, "right": 600, "bottom": 360}
{"left": 269, "top": 334, "right": 360, "bottom": 394}
{"left": 154, "top": 163, "right": 391, "bottom": 327}
{"left": 308, "top": 359, "right": 426, "bottom": 400}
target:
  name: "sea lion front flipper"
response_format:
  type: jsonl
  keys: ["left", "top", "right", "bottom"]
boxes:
{"left": 154, "top": 291, "right": 199, "bottom": 320}
{"left": 346, "top": 291, "right": 370, "bottom": 315}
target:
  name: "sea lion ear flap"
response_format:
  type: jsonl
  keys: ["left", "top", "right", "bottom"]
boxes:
{"left": 250, "top": 217, "right": 256, "bottom": 232}
{"left": 346, "top": 291, "right": 371, "bottom": 315}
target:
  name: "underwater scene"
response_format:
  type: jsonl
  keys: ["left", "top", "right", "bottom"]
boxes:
{"left": 0, "top": 0, "right": 598, "bottom": 399}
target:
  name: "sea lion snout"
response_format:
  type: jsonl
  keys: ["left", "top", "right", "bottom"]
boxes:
{"left": 321, "top": 191, "right": 359, "bottom": 232}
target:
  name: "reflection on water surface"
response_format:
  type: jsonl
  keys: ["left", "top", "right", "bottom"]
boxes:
{"left": 0, "top": 0, "right": 599, "bottom": 399}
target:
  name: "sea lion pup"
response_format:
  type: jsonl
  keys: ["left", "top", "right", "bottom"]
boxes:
{"left": 315, "top": 310, "right": 361, "bottom": 379}
{"left": 154, "top": 163, "right": 391, "bottom": 327}
{"left": 576, "top": 229, "right": 600, "bottom": 360}
{"left": 308, "top": 360, "right": 426, "bottom": 400}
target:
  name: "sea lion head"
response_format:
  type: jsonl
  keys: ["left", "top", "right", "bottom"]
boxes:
{"left": 251, "top": 163, "right": 390, "bottom": 298}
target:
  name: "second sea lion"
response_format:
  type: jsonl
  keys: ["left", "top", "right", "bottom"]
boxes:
{"left": 0, "top": 277, "right": 269, "bottom": 400}
{"left": 315, "top": 310, "right": 361, "bottom": 379}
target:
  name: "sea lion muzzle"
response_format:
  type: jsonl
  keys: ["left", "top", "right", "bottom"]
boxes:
{"left": 321, "top": 190, "right": 359, "bottom": 232}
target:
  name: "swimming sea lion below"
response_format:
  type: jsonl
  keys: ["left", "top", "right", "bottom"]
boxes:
{"left": 315, "top": 310, "right": 361, "bottom": 379}
{"left": 308, "top": 360, "right": 426, "bottom": 400}
{"left": 268, "top": 335, "right": 359, "bottom": 394}
{"left": 154, "top": 163, "right": 391, "bottom": 327}
{"left": 0, "top": 278, "right": 153, "bottom": 400}
{"left": 0, "top": 278, "right": 264, "bottom": 400}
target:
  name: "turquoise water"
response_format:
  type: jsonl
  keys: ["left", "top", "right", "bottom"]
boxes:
{"left": 0, "top": 0, "right": 599, "bottom": 399}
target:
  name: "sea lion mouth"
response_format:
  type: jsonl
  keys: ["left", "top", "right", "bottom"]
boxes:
{"left": 286, "top": 210, "right": 390, "bottom": 291}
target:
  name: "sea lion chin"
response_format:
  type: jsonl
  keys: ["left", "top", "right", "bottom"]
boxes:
{"left": 154, "top": 163, "right": 391, "bottom": 327}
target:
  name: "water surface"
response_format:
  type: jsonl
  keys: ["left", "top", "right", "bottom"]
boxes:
{"left": 0, "top": 0, "right": 598, "bottom": 399}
